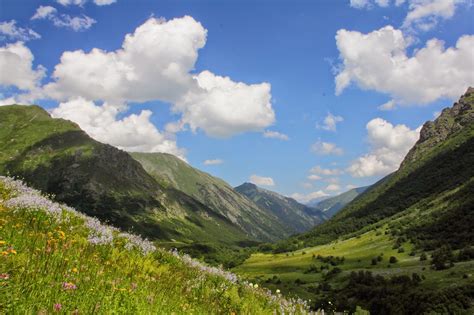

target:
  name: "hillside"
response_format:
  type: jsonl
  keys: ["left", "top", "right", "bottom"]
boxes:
{"left": 0, "top": 105, "right": 258, "bottom": 254}
{"left": 131, "top": 152, "right": 292, "bottom": 240}
{"left": 0, "top": 176, "right": 311, "bottom": 314}
{"left": 309, "top": 186, "right": 369, "bottom": 218}
{"left": 272, "top": 88, "right": 474, "bottom": 252}
{"left": 235, "top": 182, "right": 327, "bottom": 233}
{"left": 232, "top": 88, "right": 474, "bottom": 314}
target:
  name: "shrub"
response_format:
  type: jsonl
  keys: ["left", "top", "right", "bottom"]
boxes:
{"left": 389, "top": 256, "right": 398, "bottom": 264}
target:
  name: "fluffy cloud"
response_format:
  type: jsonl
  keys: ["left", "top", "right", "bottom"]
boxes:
{"left": 310, "top": 165, "right": 343, "bottom": 176}
{"left": 249, "top": 174, "right": 275, "bottom": 186}
{"left": 45, "top": 16, "right": 205, "bottom": 102}
{"left": 50, "top": 98, "right": 185, "bottom": 159}
{"left": 311, "top": 140, "right": 344, "bottom": 155}
{"left": 263, "top": 130, "right": 289, "bottom": 140}
{"left": 31, "top": 6, "right": 57, "bottom": 20}
{"left": 176, "top": 71, "right": 275, "bottom": 137}
{"left": 350, "top": 0, "right": 391, "bottom": 9}
{"left": 56, "top": 0, "right": 86, "bottom": 5}
{"left": 348, "top": 118, "right": 420, "bottom": 177}
{"left": 56, "top": 0, "right": 117, "bottom": 5}
{"left": 335, "top": 26, "right": 474, "bottom": 105}
{"left": 307, "top": 174, "right": 322, "bottom": 181}
{"left": 0, "top": 96, "right": 18, "bottom": 106}
{"left": 378, "top": 99, "right": 397, "bottom": 111}
{"left": 0, "top": 20, "right": 41, "bottom": 42}
{"left": 44, "top": 16, "right": 275, "bottom": 138}
{"left": 93, "top": 0, "right": 117, "bottom": 5}
{"left": 31, "top": 6, "right": 96, "bottom": 31}
{"left": 290, "top": 190, "right": 329, "bottom": 203}
{"left": 203, "top": 159, "right": 223, "bottom": 165}
{"left": 325, "top": 184, "right": 341, "bottom": 192}
{"left": 403, "top": 0, "right": 465, "bottom": 31}
{"left": 350, "top": 0, "right": 467, "bottom": 32}
{"left": 318, "top": 112, "right": 343, "bottom": 131}
{"left": 0, "top": 41, "right": 45, "bottom": 91}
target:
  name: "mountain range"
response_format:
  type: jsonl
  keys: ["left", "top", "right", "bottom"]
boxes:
{"left": 1, "top": 105, "right": 357, "bottom": 264}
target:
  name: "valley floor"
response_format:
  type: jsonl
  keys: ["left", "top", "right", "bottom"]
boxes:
{"left": 234, "top": 228, "right": 474, "bottom": 314}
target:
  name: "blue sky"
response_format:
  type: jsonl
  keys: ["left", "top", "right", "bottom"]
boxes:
{"left": 1, "top": 0, "right": 473, "bottom": 202}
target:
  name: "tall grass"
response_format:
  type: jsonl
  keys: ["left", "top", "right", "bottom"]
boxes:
{"left": 0, "top": 176, "right": 311, "bottom": 314}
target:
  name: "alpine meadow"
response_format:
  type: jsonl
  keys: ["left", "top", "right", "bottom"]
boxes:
{"left": 0, "top": 0, "right": 473, "bottom": 314}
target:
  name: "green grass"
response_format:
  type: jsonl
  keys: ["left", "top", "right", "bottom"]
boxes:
{"left": 234, "top": 225, "right": 474, "bottom": 312}
{"left": 0, "top": 177, "right": 310, "bottom": 314}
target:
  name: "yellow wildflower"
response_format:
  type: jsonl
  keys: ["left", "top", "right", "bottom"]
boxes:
{"left": 1, "top": 251, "right": 8, "bottom": 256}
{"left": 72, "top": 267, "right": 78, "bottom": 273}
{"left": 9, "top": 249, "right": 17, "bottom": 255}
{"left": 58, "top": 231, "right": 66, "bottom": 239}
{"left": 0, "top": 241, "right": 5, "bottom": 246}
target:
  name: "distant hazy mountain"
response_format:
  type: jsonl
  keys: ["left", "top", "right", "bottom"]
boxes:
{"left": 131, "top": 152, "right": 293, "bottom": 240}
{"left": 309, "top": 186, "right": 369, "bottom": 218}
{"left": 235, "top": 182, "right": 327, "bottom": 233}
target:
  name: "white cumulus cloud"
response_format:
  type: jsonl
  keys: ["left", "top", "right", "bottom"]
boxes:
{"left": 249, "top": 174, "right": 275, "bottom": 186}
{"left": 318, "top": 112, "right": 344, "bottom": 131}
{"left": 176, "top": 70, "right": 275, "bottom": 137}
{"left": 348, "top": 118, "right": 420, "bottom": 177}
{"left": 311, "top": 140, "right": 344, "bottom": 155}
{"left": 44, "top": 16, "right": 275, "bottom": 138}
{"left": 31, "top": 5, "right": 96, "bottom": 31}
{"left": 403, "top": 0, "right": 466, "bottom": 31}
{"left": 0, "top": 20, "right": 41, "bottom": 41}
{"left": 31, "top": 6, "right": 57, "bottom": 20}
{"left": 50, "top": 97, "right": 185, "bottom": 159}
{"left": 326, "top": 184, "right": 341, "bottom": 192}
{"left": 56, "top": 0, "right": 117, "bottom": 5}
{"left": 0, "top": 41, "right": 45, "bottom": 91}
{"left": 335, "top": 25, "right": 474, "bottom": 105}
{"left": 307, "top": 174, "right": 323, "bottom": 181}
{"left": 263, "top": 130, "right": 289, "bottom": 140}
{"left": 203, "top": 159, "right": 223, "bottom": 165}
{"left": 310, "top": 165, "right": 343, "bottom": 176}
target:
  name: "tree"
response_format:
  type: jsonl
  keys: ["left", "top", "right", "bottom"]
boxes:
{"left": 389, "top": 256, "right": 398, "bottom": 264}
{"left": 431, "top": 246, "right": 454, "bottom": 270}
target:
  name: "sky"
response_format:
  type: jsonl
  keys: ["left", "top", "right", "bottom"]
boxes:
{"left": 1, "top": 0, "right": 473, "bottom": 203}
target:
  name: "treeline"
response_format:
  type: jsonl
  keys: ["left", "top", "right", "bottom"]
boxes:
{"left": 312, "top": 271, "right": 474, "bottom": 314}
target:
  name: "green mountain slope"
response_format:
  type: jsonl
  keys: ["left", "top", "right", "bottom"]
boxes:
{"left": 131, "top": 152, "right": 292, "bottom": 240}
{"left": 309, "top": 186, "right": 369, "bottom": 218}
{"left": 0, "top": 176, "right": 310, "bottom": 314}
{"left": 0, "top": 105, "right": 253, "bottom": 249}
{"left": 233, "top": 89, "right": 474, "bottom": 315}
{"left": 276, "top": 88, "right": 474, "bottom": 251}
{"left": 235, "top": 182, "right": 327, "bottom": 233}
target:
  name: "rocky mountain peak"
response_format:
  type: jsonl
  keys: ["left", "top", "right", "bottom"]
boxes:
{"left": 402, "top": 87, "right": 474, "bottom": 166}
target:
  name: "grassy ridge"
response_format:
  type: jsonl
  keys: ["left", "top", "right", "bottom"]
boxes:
{"left": 0, "top": 176, "right": 311, "bottom": 314}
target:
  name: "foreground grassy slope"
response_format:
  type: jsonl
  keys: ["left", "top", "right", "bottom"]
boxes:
{"left": 0, "top": 105, "right": 254, "bottom": 250}
{"left": 275, "top": 89, "right": 474, "bottom": 251}
{"left": 131, "top": 152, "right": 292, "bottom": 240}
{"left": 0, "top": 176, "right": 311, "bottom": 314}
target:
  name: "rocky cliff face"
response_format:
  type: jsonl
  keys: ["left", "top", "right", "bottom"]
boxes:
{"left": 402, "top": 87, "right": 474, "bottom": 166}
